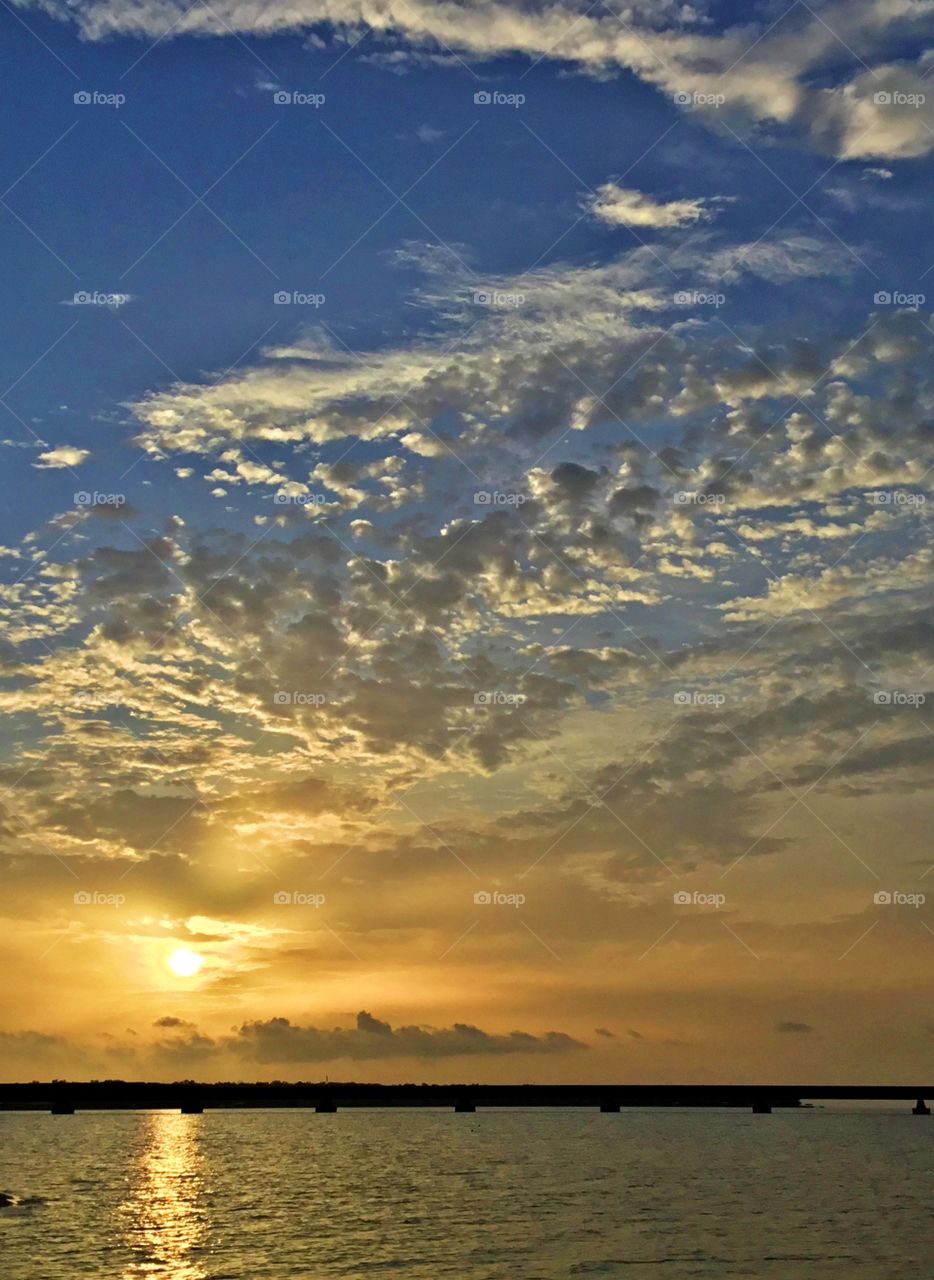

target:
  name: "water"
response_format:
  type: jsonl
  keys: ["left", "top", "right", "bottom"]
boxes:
{"left": 0, "top": 1108, "right": 931, "bottom": 1278}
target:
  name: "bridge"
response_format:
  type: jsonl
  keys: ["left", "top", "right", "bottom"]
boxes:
{"left": 0, "top": 1082, "right": 931, "bottom": 1115}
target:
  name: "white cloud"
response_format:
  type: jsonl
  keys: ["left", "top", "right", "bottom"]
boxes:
{"left": 808, "top": 64, "right": 934, "bottom": 160}
{"left": 19, "top": 0, "right": 934, "bottom": 157}
{"left": 128, "top": 231, "right": 846, "bottom": 467}
{"left": 586, "top": 184, "right": 714, "bottom": 229}
{"left": 33, "top": 446, "right": 90, "bottom": 469}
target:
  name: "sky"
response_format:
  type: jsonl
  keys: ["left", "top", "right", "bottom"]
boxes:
{"left": 1, "top": 0, "right": 933, "bottom": 1084}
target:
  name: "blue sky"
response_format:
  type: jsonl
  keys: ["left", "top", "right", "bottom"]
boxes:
{"left": 2, "top": 0, "right": 934, "bottom": 1082}
{"left": 5, "top": 0, "right": 933, "bottom": 550}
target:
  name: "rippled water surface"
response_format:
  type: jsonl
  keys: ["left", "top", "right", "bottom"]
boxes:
{"left": 1, "top": 1108, "right": 932, "bottom": 1278}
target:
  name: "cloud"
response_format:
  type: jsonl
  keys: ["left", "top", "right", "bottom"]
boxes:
{"left": 33, "top": 446, "right": 90, "bottom": 469}
{"left": 127, "top": 231, "right": 848, "bottom": 467}
{"left": 20, "top": 0, "right": 934, "bottom": 156}
{"left": 776, "top": 1021, "right": 814, "bottom": 1034}
{"left": 808, "top": 64, "right": 934, "bottom": 160}
{"left": 0, "top": 1029, "right": 69, "bottom": 1049}
{"left": 587, "top": 184, "right": 715, "bottom": 229}
{"left": 221, "top": 1011, "right": 588, "bottom": 1062}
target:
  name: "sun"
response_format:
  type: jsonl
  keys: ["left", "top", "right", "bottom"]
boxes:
{"left": 167, "top": 947, "right": 204, "bottom": 978}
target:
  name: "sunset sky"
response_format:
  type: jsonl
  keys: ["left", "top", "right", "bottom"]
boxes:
{"left": 1, "top": 0, "right": 933, "bottom": 1084}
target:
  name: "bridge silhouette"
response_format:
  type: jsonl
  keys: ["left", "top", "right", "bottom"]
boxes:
{"left": 1, "top": 1082, "right": 931, "bottom": 1115}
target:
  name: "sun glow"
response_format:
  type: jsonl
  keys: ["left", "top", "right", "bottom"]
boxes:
{"left": 167, "top": 948, "right": 203, "bottom": 978}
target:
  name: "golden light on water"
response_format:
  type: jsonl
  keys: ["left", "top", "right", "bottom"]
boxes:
{"left": 167, "top": 948, "right": 204, "bottom": 978}
{"left": 119, "top": 1112, "right": 207, "bottom": 1280}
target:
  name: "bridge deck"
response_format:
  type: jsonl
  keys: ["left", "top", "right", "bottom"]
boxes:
{"left": 1, "top": 1083, "right": 932, "bottom": 1113}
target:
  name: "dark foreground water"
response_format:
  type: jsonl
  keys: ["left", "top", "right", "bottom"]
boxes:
{"left": 0, "top": 1108, "right": 931, "bottom": 1278}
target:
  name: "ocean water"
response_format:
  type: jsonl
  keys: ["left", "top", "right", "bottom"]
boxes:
{"left": 0, "top": 1107, "right": 931, "bottom": 1278}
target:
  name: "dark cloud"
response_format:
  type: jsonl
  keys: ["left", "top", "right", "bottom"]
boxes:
{"left": 231, "top": 1011, "right": 588, "bottom": 1062}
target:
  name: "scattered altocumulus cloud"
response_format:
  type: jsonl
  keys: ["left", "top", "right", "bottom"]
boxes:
{"left": 33, "top": 446, "right": 90, "bottom": 469}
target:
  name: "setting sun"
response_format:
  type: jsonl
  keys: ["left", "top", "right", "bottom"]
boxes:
{"left": 166, "top": 948, "right": 203, "bottom": 979}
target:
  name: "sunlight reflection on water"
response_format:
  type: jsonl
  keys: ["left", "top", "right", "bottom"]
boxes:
{"left": 118, "top": 1113, "right": 208, "bottom": 1280}
{"left": 1, "top": 1108, "right": 933, "bottom": 1279}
